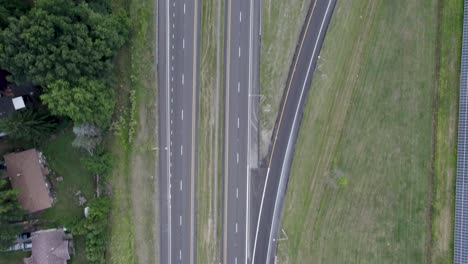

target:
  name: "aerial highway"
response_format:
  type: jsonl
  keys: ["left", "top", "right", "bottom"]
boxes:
{"left": 157, "top": 0, "right": 200, "bottom": 263}
{"left": 251, "top": 0, "right": 337, "bottom": 263}
{"left": 222, "top": 0, "right": 260, "bottom": 263}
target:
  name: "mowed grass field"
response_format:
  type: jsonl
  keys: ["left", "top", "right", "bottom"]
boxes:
{"left": 277, "top": 0, "right": 439, "bottom": 263}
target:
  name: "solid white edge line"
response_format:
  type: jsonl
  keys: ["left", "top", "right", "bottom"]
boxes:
{"left": 166, "top": 0, "right": 172, "bottom": 263}
{"left": 246, "top": 0, "right": 254, "bottom": 262}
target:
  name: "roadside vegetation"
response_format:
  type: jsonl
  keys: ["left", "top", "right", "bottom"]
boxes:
{"left": 107, "top": 0, "right": 157, "bottom": 263}
{"left": 277, "top": 0, "right": 439, "bottom": 263}
{"left": 432, "top": 0, "right": 463, "bottom": 262}
{"left": 259, "top": 0, "right": 309, "bottom": 158}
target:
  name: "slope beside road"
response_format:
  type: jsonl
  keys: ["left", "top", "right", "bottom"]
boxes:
{"left": 157, "top": 0, "right": 200, "bottom": 263}
{"left": 251, "top": 0, "right": 336, "bottom": 263}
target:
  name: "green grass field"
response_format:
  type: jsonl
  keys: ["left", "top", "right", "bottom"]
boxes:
{"left": 41, "top": 130, "right": 94, "bottom": 228}
{"left": 432, "top": 0, "right": 463, "bottom": 263}
{"left": 277, "top": 0, "right": 439, "bottom": 263}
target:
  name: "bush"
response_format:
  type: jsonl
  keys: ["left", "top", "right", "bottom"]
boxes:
{"left": 82, "top": 149, "right": 113, "bottom": 176}
{"left": 72, "top": 197, "right": 110, "bottom": 264}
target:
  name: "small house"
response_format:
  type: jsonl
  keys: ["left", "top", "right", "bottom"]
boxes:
{"left": 4, "top": 149, "right": 53, "bottom": 213}
{"left": 23, "top": 229, "right": 73, "bottom": 264}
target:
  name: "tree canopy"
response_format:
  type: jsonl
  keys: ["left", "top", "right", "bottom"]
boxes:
{"left": 0, "top": 0, "right": 30, "bottom": 30}
{"left": 41, "top": 78, "right": 115, "bottom": 127}
{"left": 0, "top": 0, "right": 129, "bottom": 85}
{"left": 0, "top": 110, "right": 58, "bottom": 145}
{"left": 0, "top": 179, "right": 23, "bottom": 250}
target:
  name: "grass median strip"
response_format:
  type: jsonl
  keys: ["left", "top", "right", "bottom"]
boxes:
{"left": 198, "top": 0, "right": 223, "bottom": 262}
{"left": 277, "top": 0, "right": 437, "bottom": 263}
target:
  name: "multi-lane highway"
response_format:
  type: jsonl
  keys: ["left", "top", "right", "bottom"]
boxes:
{"left": 157, "top": 0, "right": 200, "bottom": 263}
{"left": 222, "top": 0, "right": 260, "bottom": 263}
{"left": 251, "top": 0, "right": 336, "bottom": 263}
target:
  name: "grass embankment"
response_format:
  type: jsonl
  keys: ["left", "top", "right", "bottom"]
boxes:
{"left": 197, "top": 0, "right": 223, "bottom": 263}
{"left": 432, "top": 0, "right": 463, "bottom": 263}
{"left": 259, "top": 0, "right": 309, "bottom": 157}
{"left": 107, "top": 0, "right": 157, "bottom": 263}
{"left": 278, "top": 1, "right": 438, "bottom": 263}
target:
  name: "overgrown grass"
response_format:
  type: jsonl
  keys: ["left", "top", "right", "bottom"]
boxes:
{"left": 0, "top": 251, "right": 30, "bottom": 264}
{"left": 197, "top": 0, "right": 223, "bottom": 263}
{"left": 259, "top": 0, "right": 309, "bottom": 158}
{"left": 107, "top": 0, "right": 157, "bottom": 263}
{"left": 277, "top": 1, "right": 437, "bottom": 263}
{"left": 432, "top": 0, "right": 463, "bottom": 262}
{"left": 70, "top": 235, "right": 88, "bottom": 264}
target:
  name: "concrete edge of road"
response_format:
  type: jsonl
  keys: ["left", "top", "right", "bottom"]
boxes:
{"left": 153, "top": 0, "right": 161, "bottom": 263}
{"left": 191, "top": 1, "right": 201, "bottom": 263}
{"left": 221, "top": 0, "right": 232, "bottom": 262}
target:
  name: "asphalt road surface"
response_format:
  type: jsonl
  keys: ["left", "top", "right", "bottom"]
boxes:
{"left": 251, "top": 0, "right": 337, "bottom": 263}
{"left": 157, "top": 0, "right": 200, "bottom": 263}
{"left": 222, "top": 0, "right": 260, "bottom": 263}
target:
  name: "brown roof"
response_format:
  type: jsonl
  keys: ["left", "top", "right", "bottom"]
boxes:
{"left": 5, "top": 149, "right": 52, "bottom": 213}
{"left": 23, "top": 229, "right": 71, "bottom": 264}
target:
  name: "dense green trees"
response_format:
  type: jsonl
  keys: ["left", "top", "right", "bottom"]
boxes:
{"left": 0, "top": 0, "right": 129, "bottom": 85}
{"left": 41, "top": 78, "right": 115, "bottom": 127}
{"left": 0, "top": 110, "right": 58, "bottom": 145}
{"left": 0, "top": 0, "right": 129, "bottom": 128}
{"left": 0, "top": 0, "right": 30, "bottom": 29}
{"left": 0, "top": 179, "right": 23, "bottom": 250}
